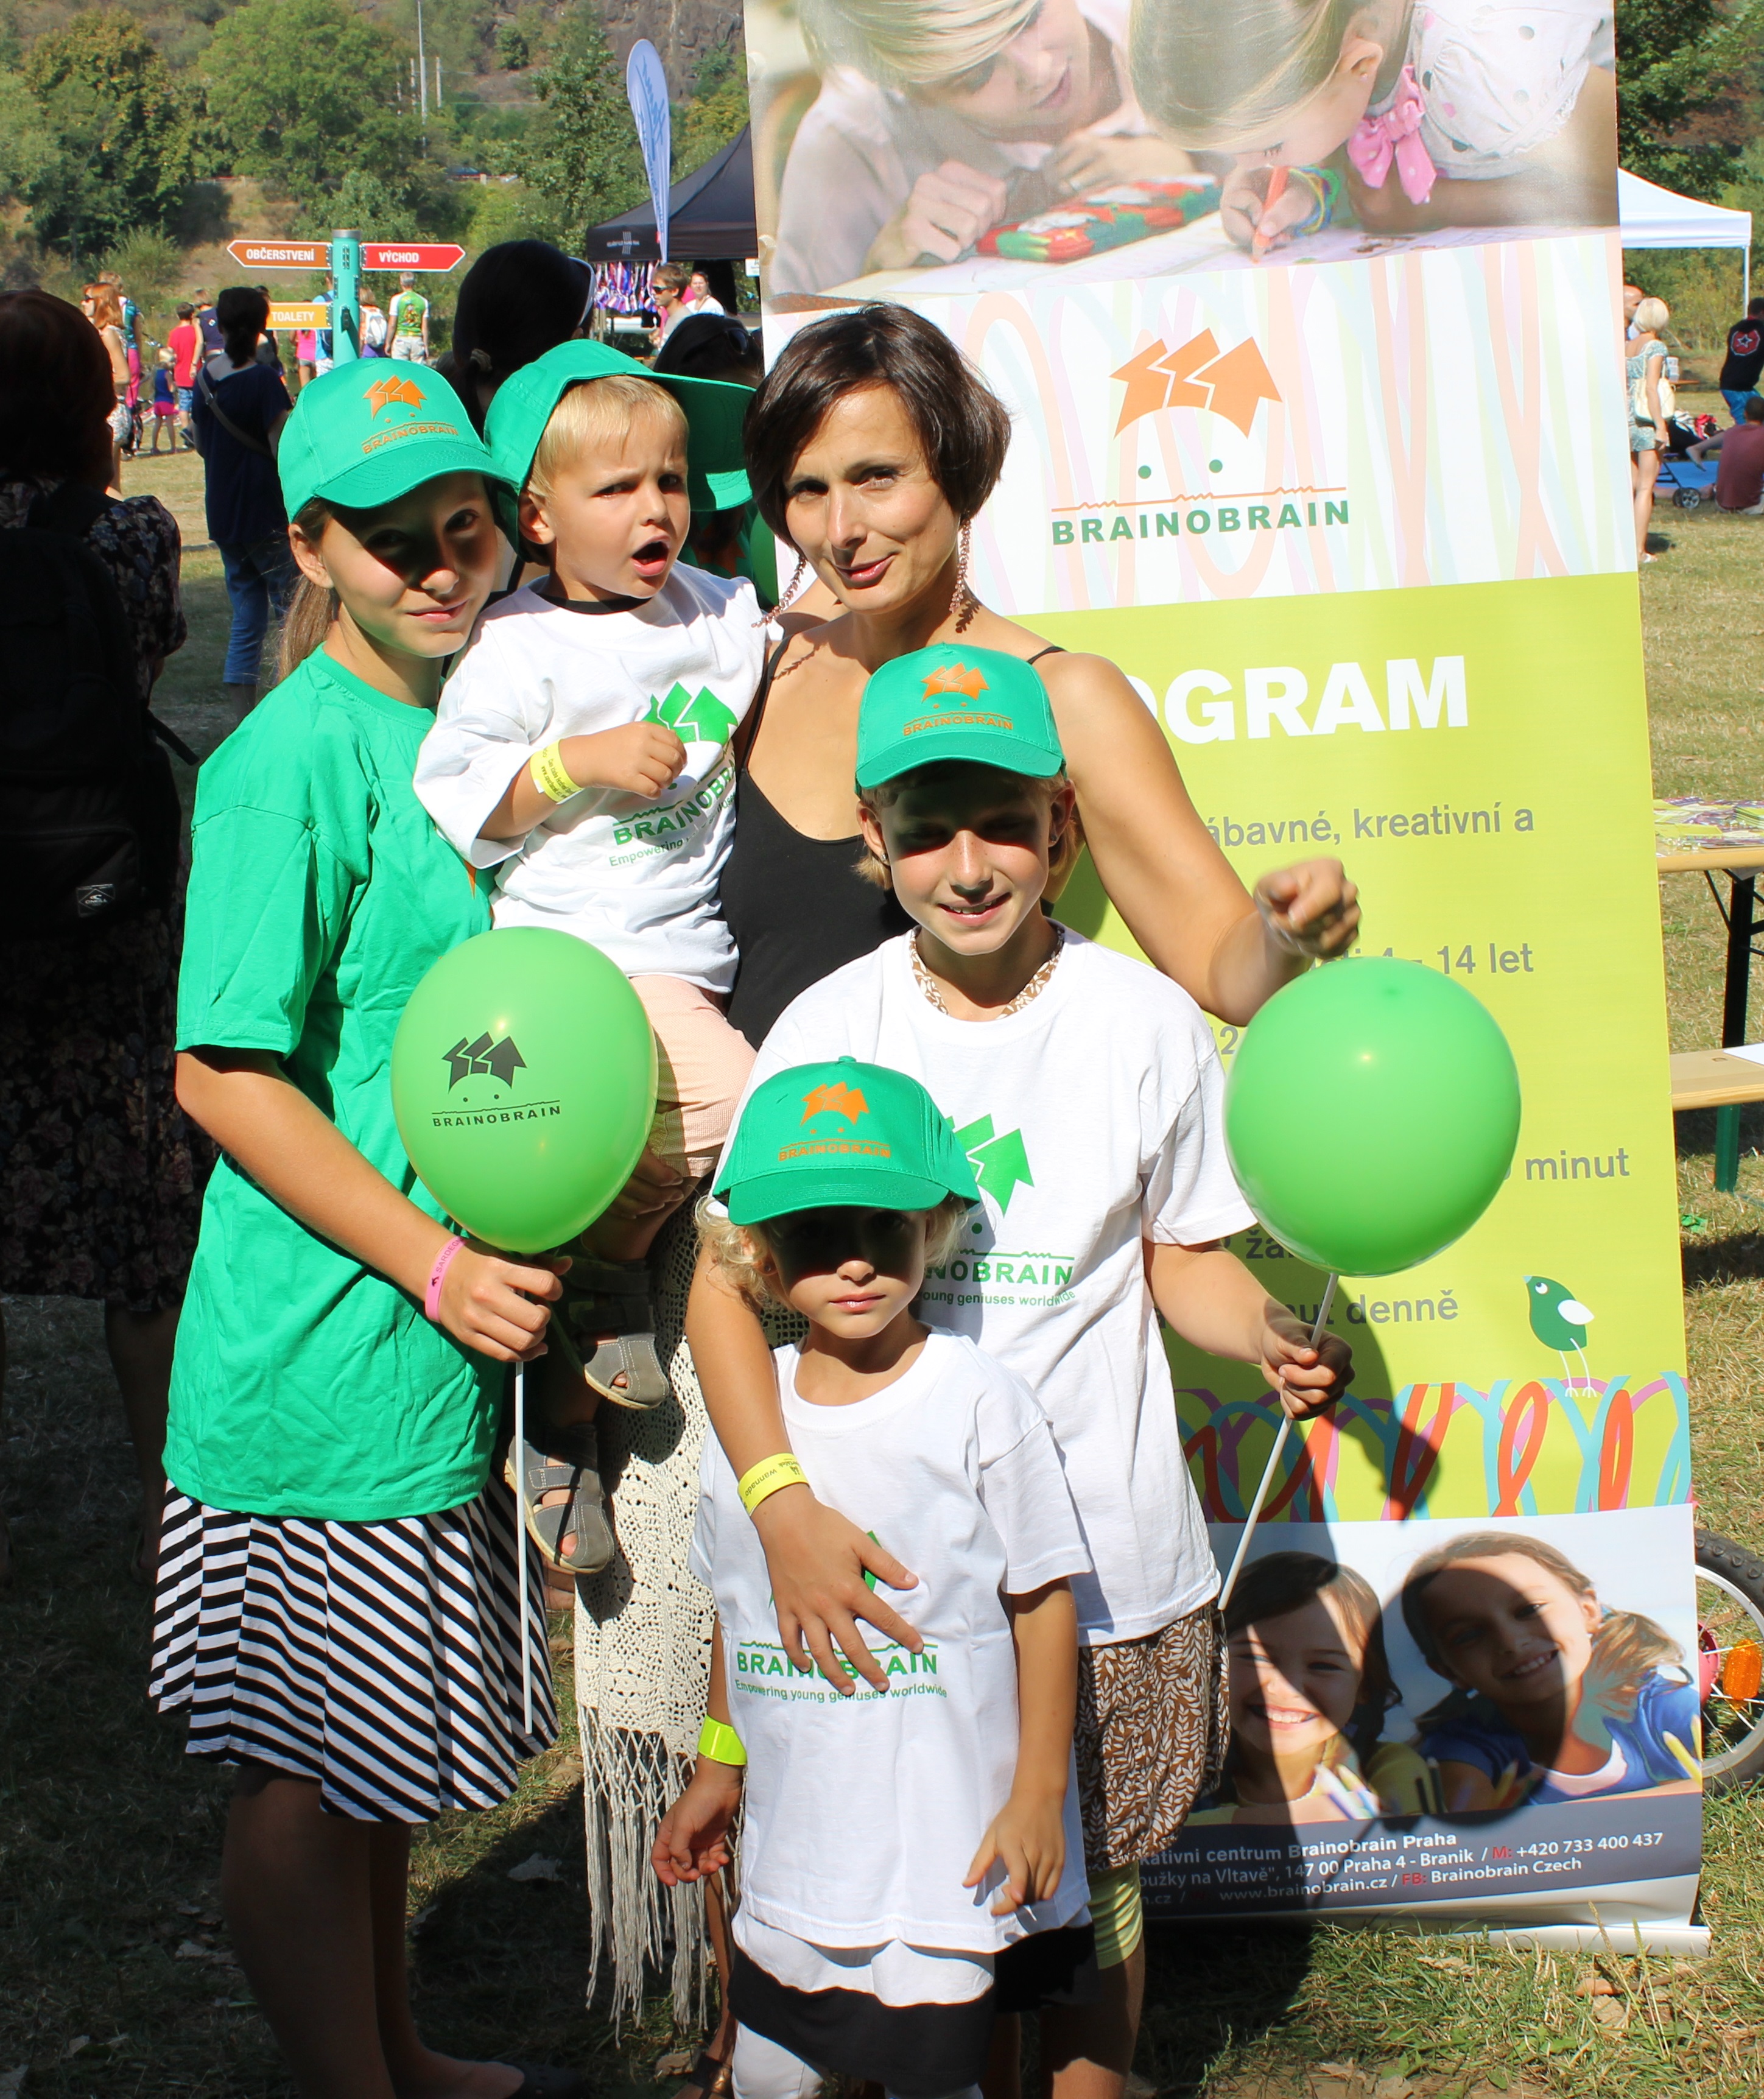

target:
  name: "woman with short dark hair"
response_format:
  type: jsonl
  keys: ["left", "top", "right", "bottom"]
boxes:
{"left": 571, "top": 302, "right": 1361, "bottom": 2083}
{"left": 0, "top": 288, "right": 207, "bottom": 1586}
{"left": 192, "top": 286, "right": 295, "bottom": 714}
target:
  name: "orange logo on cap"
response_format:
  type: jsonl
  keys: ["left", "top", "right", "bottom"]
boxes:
{"left": 921, "top": 661, "right": 989, "bottom": 703}
{"left": 366, "top": 373, "right": 426, "bottom": 418}
{"left": 801, "top": 1081, "right": 868, "bottom": 1123}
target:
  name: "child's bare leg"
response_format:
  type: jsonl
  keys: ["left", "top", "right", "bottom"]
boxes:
{"left": 1037, "top": 1944, "right": 1144, "bottom": 2099}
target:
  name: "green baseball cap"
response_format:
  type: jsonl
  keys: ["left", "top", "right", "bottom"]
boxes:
{"left": 484, "top": 339, "right": 753, "bottom": 521}
{"left": 276, "top": 361, "right": 503, "bottom": 520}
{"left": 856, "top": 644, "right": 1064, "bottom": 791}
{"left": 714, "top": 1057, "right": 979, "bottom": 1225}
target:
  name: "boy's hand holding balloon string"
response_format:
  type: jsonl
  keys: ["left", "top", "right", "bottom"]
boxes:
{"left": 1217, "top": 957, "right": 1522, "bottom": 1608}
{"left": 1147, "top": 1242, "right": 1352, "bottom": 1421}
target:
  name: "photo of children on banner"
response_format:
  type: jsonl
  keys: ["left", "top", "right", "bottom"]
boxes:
{"left": 1187, "top": 1517, "right": 1702, "bottom": 1830}
{"left": 1133, "top": 0, "right": 1618, "bottom": 256}
{"left": 747, "top": 0, "right": 1617, "bottom": 298}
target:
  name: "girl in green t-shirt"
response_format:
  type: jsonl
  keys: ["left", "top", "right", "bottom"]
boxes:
{"left": 155, "top": 361, "right": 584, "bottom": 2099}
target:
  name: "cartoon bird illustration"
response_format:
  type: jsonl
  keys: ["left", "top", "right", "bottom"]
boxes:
{"left": 1525, "top": 1275, "right": 1595, "bottom": 1391}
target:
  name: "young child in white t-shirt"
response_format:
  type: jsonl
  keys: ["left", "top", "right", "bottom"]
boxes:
{"left": 413, "top": 339, "right": 764, "bottom": 1570}
{"left": 725, "top": 644, "right": 1352, "bottom": 2090}
{"left": 655, "top": 1057, "right": 1093, "bottom": 2099}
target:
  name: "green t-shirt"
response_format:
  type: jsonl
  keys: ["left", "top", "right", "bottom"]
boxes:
{"left": 168, "top": 650, "right": 495, "bottom": 1521}
{"left": 390, "top": 290, "right": 429, "bottom": 341}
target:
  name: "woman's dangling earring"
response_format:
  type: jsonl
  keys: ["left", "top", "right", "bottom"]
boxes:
{"left": 950, "top": 518, "right": 975, "bottom": 633}
{"left": 756, "top": 549, "right": 811, "bottom": 627}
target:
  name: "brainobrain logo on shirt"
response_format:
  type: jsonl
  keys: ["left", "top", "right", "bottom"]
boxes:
{"left": 904, "top": 661, "right": 1014, "bottom": 739}
{"left": 644, "top": 681, "right": 737, "bottom": 745}
{"left": 778, "top": 1081, "right": 891, "bottom": 1166}
{"left": 430, "top": 1030, "right": 562, "bottom": 1130}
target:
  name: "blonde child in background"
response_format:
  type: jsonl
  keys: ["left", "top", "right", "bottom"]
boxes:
{"left": 1129, "top": 0, "right": 1617, "bottom": 253}
{"left": 1402, "top": 1530, "right": 1702, "bottom": 1810}
{"left": 414, "top": 339, "right": 762, "bottom": 1573}
{"left": 656, "top": 1058, "right": 1092, "bottom": 2099}
{"left": 1188, "top": 1551, "right": 1436, "bottom": 1825}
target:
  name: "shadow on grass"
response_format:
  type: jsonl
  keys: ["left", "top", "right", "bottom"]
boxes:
{"left": 1138, "top": 1921, "right": 1315, "bottom": 2095}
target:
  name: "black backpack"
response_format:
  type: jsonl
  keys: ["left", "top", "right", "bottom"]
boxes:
{"left": 0, "top": 480, "right": 188, "bottom": 933}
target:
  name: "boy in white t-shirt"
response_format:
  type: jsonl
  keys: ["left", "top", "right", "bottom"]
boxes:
{"left": 726, "top": 644, "right": 1352, "bottom": 2094}
{"left": 655, "top": 1058, "right": 1094, "bottom": 2099}
{"left": 414, "top": 339, "right": 764, "bottom": 1569}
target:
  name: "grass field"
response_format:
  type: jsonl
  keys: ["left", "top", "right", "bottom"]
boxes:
{"left": 2, "top": 440, "right": 1762, "bottom": 2099}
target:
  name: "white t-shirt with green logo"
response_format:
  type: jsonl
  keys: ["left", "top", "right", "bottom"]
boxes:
{"left": 690, "top": 1330, "right": 1092, "bottom": 1980}
{"left": 740, "top": 931, "right": 1254, "bottom": 1644}
{"left": 415, "top": 568, "right": 763, "bottom": 990}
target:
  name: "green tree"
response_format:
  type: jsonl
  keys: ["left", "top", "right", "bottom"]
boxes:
{"left": 22, "top": 13, "right": 193, "bottom": 255}
{"left": 519, "top": 5, "right": 644, "bottom": 251}
{"left": 1616, "top": 0, "right": 1764, "bottom": 199}
{"left": 202, "top": 0, "right": 423, "bottom": 202}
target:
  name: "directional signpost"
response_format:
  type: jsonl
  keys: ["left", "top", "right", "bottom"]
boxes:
{"left": 225, "top": 235, "right": 465, "bottom": 365}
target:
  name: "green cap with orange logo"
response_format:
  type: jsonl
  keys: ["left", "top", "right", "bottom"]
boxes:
{"left": 277, "top": 360, "right": 505, "bottom": 520}
{"left": 485, "top": 339, "right": 753, "bottom": 519}
{"left": 856, "top": 644, "right": 1063, "bottom": 791}
{"left": 714, "top": 1057, "right": 979, "bottom": 1225}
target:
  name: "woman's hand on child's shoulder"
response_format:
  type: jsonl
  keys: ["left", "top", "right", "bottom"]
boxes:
{"left": 754, "top": 1488, "right": 922, "bottom": 1696}
{"left": 563, "top": 722, "right": 688, "bottom": 799}
{"left": 652, "top": 1762, "right": 742, "bottom": 1888}
{"left": 1258, "top": 1308, "right": 1352, "bottom": 1419}
{"left": 437, "top": 1244, "right": 568, "bottom": 1362}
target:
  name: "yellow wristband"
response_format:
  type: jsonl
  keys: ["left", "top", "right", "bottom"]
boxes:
{"left": 529, "top": 740, "right": 580, "bottom": 803}
{"left": 698, "top": 1717, "right": 747, "bottom": 1767}
{"left": 737, "top": 1452, "right": 808, "bottom": 1517}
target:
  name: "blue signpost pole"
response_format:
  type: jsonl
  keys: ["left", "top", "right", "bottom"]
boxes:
{"left": 331, "top": 229, "right": 362, "bottom": 364}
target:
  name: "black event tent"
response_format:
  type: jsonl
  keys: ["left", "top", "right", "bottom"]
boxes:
{"left": 578, "top": 128, "right": 757, "bottom": 264}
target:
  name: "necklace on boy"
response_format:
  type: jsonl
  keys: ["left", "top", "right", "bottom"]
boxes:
{"left": 910, "top": 924, "right": 1064, "bottom": 1017}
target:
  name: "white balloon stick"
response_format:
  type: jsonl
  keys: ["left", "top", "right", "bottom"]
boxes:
{"left": 515, "top": 1359, "right": 533, "bottom": 1737}
{"left": 1218, "top": 1271, "right": 1338, "bottom": 1609}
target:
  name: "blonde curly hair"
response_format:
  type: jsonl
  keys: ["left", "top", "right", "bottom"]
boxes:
{"left": 697, "top": 1194, "right": 974, "bottom": 1312}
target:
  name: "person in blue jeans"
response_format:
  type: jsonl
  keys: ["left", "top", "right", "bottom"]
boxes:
{"left": 1718, "top": 298, "right": 1764, "bottom": 424}
{"left": 192, "top": 284, "right": 296, "bottom": 716}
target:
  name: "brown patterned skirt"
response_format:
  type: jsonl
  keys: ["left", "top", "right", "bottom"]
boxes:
{"left": 1074, "top": 1602, "right": 1229, "bottom": 1872}
{"left": 0, "top": 899, "right": 213, "bottom": 1313}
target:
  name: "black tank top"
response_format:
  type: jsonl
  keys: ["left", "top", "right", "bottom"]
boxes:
{"left": 721, "top": 641, "right": 1065, "bottom": 1047}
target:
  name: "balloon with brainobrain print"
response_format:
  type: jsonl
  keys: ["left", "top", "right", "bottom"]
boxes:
{"left": 391, "top": 927, "right": 658, "bottom": 1254}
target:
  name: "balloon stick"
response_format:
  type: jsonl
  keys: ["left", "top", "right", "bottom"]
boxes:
{"left": 515, "top": 1359, "right": 533, "bottom": 1737}
{"left": 1218, "top": 1271, "right": 1338, "bottom": 1609}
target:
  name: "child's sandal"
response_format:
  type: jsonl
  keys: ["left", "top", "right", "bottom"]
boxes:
{"left": 508, "top": 1421, "right": 614, "bottom": 1575}
{"left": 558, "top": 1257, "right": 670, "bottom": 1410}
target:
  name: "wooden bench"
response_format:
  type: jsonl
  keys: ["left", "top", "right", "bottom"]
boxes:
{"left": 1670, "top": 1049, "right": 1764, "bottom": 1112}
{"left": 1672, "top": 1051, "right": 1764, "bottom": 1192}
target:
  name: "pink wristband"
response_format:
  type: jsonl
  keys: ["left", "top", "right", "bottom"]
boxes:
{"left": 424, "top": 1236, "right": 466, "bottom": 1323}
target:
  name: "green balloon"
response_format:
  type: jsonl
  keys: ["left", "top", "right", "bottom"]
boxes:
{"left": 1223, "top": 958, "right": 1520, "bottom": 1277}
{"left": 392, "top": 927, "right": 657, "bottom": 1254}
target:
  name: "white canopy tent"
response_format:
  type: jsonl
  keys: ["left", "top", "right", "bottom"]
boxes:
{"left": 1618, "top": 168, "right": 1754, "bottom": 305}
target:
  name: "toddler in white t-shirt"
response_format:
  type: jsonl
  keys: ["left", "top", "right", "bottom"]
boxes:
{"left": 655, "top": 1058, "right": 1093, "bottom": 2099}
{"left": 414, "top": 340, "right": 764, "bottom": 1572}
{"left": 721, "top": 644, "right": 1353, "bottom": 2092}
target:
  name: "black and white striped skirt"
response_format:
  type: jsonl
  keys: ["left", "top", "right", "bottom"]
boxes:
{"left": 149, "top": 1477, "right": 558, "bottom": 1821}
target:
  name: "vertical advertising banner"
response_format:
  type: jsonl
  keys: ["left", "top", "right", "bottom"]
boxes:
{"left": 745, "top": 2, "right": 1700, "bottom": 1945}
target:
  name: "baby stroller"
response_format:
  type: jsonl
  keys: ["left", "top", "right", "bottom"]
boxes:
{"left": 1658, "top": 412, "right": 1720, "bottom": 508}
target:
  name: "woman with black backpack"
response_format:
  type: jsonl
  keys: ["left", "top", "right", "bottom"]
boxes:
{"left": 0, "top": 288, "right": 211, "bottom": 1587}
{"left": 192, "top": 285, "right": 297, "bottom": 719}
